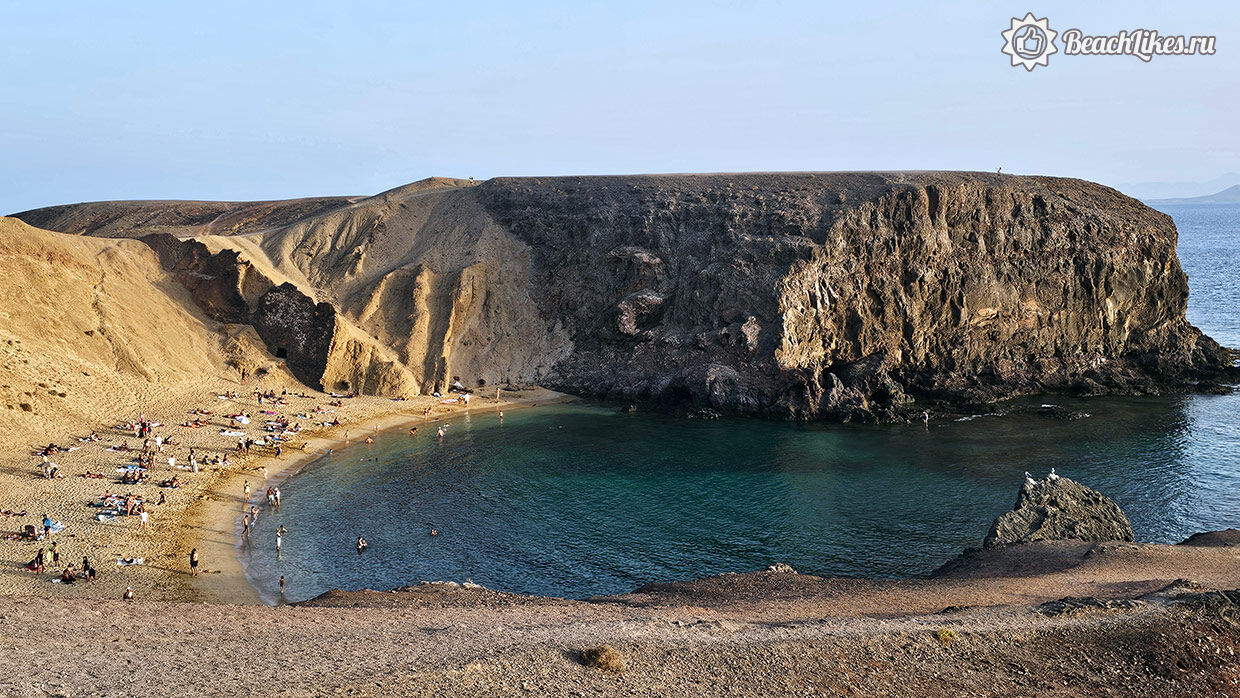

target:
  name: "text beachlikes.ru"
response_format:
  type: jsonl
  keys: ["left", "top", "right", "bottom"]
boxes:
{"left": 1060, "top": 28, "right": 1216, "bottom": 62}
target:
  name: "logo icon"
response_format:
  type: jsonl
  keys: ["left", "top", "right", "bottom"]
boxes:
{"left": 1002, "top": 13, "right": 1058, "bottom": 71}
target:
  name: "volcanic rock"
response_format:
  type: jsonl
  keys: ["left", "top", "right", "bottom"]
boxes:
{"left": 14, "top": 172, "right": 1234, "bottom": 420}
{"left": 983, "top": 474, "right": 1134, "bottom": 548}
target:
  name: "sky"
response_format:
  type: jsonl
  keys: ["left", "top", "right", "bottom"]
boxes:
{"left": 1, "top": 1, "right": 1237, "bottom": 213}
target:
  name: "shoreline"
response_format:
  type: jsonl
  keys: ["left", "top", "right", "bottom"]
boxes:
{"left": 193, "top": 388, "right": 574, "bottom": 605}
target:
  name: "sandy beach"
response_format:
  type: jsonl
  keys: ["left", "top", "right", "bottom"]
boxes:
{"left": 0, "top": 367, "right": 566, "bottom": 605}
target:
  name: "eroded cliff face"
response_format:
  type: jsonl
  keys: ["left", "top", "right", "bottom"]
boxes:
{"left": 479, "top": 173, "right": 1229, "bottom": 419}
{"left": 16, "top": 172, "right": 1231, "bottom": 420}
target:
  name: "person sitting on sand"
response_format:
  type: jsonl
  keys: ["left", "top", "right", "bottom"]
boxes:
{"left": 59, "top": 565, "right": 76, "bottom": 584}
{"left": 27, "top": 549, "right": 44, "bottom": 573}
{"left": 123, "top": 587, "right": 133, "bottom": 601}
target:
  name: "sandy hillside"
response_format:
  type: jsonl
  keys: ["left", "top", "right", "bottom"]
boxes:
{"left": 0, "top": 216, "right": 282, "bottom": 445}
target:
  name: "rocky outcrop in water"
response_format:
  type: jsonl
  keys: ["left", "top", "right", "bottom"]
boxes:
{"left": 984, "top": 474, "right": 1134, "bottom": 548}
{"left": 14, "top": 172, "right": 1233, "bottom": 420}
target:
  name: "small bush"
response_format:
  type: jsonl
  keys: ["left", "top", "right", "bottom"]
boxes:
{"left": 581, "top": 644, "right": 626, "bottom": 673}
{"left": 935, "top": 628, "right": 956, "bottom": 646}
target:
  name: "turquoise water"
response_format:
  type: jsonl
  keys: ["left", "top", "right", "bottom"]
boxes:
{"left": 242, "top": 203, "right": 1240, "bottom": 603}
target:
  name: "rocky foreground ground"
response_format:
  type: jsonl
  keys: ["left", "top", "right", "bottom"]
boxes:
{"left": 1, "top": 536, "right": 1239, "bottom": 697}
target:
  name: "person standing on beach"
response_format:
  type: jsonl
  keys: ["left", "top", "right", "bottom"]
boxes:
{"left": 189, "top": 548, "right": 199, "bottom": 576}
{"left": 139, "top": 508, "right": 149, "bottom": 530}
{"left": 243, "top": 481, "right": 251, "bottom": 503}
{"left": 276, "top": 530, "right": 282, "bottom": 554}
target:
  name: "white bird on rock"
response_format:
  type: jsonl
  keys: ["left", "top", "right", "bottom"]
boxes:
{"left": 1024, "top": 471, "right": 1036, "bottom": 486}
{"left": 1048, "top": 468, "right": 1060, "bottom": 481}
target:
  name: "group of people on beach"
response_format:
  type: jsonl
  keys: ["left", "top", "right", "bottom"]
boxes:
{"left": 17, "top": 367, "right": 496, "bottom": 601}
{"left": 18, "top": 379, "right": 321, "bottom": 594}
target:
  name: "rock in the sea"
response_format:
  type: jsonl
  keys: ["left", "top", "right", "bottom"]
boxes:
{"left": 984, "top": 474, "right": 1134, "bottom": 548}
{"left": 1178, "top": 529, "right": 1240, "bottom": 547}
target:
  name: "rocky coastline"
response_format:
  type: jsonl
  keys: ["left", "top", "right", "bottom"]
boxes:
{"left": 15, "top": 172, "right": 1236, "bottom": 423}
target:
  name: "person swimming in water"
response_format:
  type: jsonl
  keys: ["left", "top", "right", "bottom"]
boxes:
{"left": 356, "top": 535, "right": 368, "bottom": 554}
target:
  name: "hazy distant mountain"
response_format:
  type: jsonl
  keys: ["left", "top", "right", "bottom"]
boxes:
{"left": 1147, "top": 184, "right": 1240, "bottom": 205}
{"left": 1116, "top": 173, "right": 1240, "bottom": 201}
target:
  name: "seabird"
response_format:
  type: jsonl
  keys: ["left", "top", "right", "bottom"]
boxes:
{"left": 1024, "top": 471, "right": 1036, "bottom": 486}
{"left": 1048, "top": 468, "right": 1060, "bottom": 481}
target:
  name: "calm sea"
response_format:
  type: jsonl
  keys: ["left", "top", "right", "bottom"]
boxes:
{"left": 242, "top": 203, "right": 1240, "bottom": 603}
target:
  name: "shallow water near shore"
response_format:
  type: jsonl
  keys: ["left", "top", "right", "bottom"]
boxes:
{"left": 241, "top": 203, "right": 1240, "bottom": 604}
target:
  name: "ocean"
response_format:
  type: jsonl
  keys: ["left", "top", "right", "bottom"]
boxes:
{"left": 241, "top": 203, "right": 1240, "bottom": 603}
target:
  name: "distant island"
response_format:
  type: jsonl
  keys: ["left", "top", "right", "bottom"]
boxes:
{"left": 1147, "top": 184, "right": 1240, "bottom": 204}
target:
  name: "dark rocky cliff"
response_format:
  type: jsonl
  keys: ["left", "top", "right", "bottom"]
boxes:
{"left": 14, "top": 172, "right": 1233, "bottom": 420}
{"left": 479, "top": 172, "right": 1230, "bottom": 420}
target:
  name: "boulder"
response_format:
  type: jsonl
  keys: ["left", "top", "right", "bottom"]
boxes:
{"left": 983, "top": 474, "right": 1134, "bottom": 548}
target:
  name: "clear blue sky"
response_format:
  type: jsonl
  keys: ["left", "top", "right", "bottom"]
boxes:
{"left": 2, "top": 1, "right": 1236, "bottom": 212}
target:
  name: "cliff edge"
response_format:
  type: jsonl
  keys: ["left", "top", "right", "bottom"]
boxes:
{"left": 13, "top": 172, "right": 1232, "bottom": 421}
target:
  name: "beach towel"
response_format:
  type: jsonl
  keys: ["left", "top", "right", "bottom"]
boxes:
{"left": 116, "top": 557, "right": 144, "bottom": 566}
{"left": 220, "top": 430, "right": 245, "bottom": 437}
{"left": 95, "top": 514, "right": 117, "bottom": 522}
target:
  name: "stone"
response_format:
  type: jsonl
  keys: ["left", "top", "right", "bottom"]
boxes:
{"left": 983, "top": 475, "right": 1134, "bottom": 548}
